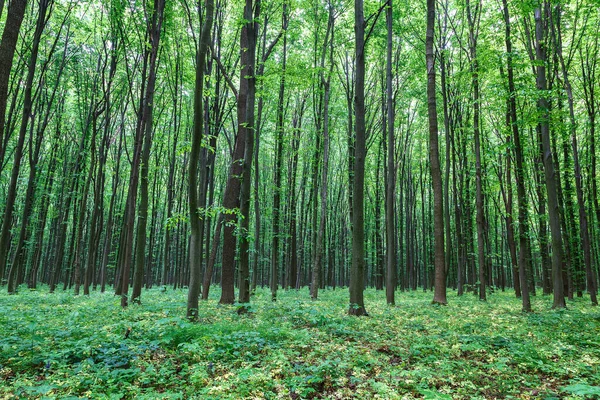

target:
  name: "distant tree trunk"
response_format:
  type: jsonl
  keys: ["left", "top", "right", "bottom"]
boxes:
{"left": 0, "top": 0, "right": 27, "bottom": 170}
{"left": 535, "top": 4, "right": 565, "bottom": 309}
{"left": 385, "top": 0, "right": 396, "bottom": 305}
{"left": 272, "top": 4, "right": 289, "bottom": 302}
{"left": 502, "top": 0, "right": 530, "bottom": 311}
{"left": 580, "top": 33, "right": 599, "bottom": 297}
{"left": 427, "top": 0, "right": 446, "bottom": 305}
{"left": 286, "top": 98, "right": 305, "bottom": 289}
{"left": 465, "top": 0, "right": 486, "bottom": 301}
{"left": 100, "top": 127, "right": 123, "bottom": 293}
{"left": 551, "top": 7, "right": 597, "bottom": 305}
{"left": 187, "top": 0, "right": 214, "bottom": 319}
{"left": 118, "top": 0, "right": 166, "bottom": 308}
{"left": 311, "top": 3, "right": 333, "bottom": 301}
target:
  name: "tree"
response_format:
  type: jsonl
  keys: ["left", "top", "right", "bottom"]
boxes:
{"left": 349, "top": 0, "right": 367, "bottom": 316}
{"left": 502, "top": 0, "right": 531, "bottom": 311}
{"left": 385, "top": 0, "right": 396, "bottom": 306}
{"left": 187, "top": 0, "right": 214, "bottom": 319}
{"left": 427, "top": 0, "right": 446, "bottom": 305}
{"left": 0, "top": 0, "right": 27, "bottom": 171}
{"left": 534, "top": 3, "right": 566, "bottom": 309}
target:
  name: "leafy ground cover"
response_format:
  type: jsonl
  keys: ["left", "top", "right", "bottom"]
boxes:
{"left": 1, "top": 287, "right": 599, "bottom": 399}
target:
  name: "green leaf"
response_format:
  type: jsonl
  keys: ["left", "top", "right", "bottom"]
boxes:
{"left": 562, "top": 383, "right": 600, "bottom": 397}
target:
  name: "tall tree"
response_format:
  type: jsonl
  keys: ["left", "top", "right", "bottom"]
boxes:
{"left": 466, "top": 0, "right": 486, "bottom": 301}
{"left": 502, "top": 0, "right": 531, "bottom": 311}
{"left": 534, "top": 3, "right": 565, "bottom": 308}
{"left": 551, "top": 5, "right": 597, "bottom": 305}
{"left": 187, "top": 0, "right": 214, "bottom": 319}
{"left": 385, "top": 0, "right": 396, "bottom": 305}
{"left": 237, "top": 0, "right": 260, "bottom": 305}
{"left": 117, "top": 0, "right": 166, "bottom": 307}
{"left": 349, "top": 0, "right": 367, "bottom": 316}
{"left": 0, "top": 0, "right": 27, "bottom": 170}
{"left": 1, "top": 0, "right": 51, "bottom": 288}
{"left": 311, "top": 2, "right": 334, "bottom": 301}
{"left": 427, "top": 0, "right": 446, "bottom": 305}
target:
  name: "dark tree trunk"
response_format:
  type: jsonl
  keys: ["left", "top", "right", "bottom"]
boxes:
{"left": 348, "top": 0, "right": 367, "bottom": 316}
{"left": 2, "top": 0, "right": 49, "bottom": 288}
{"left": 466, "top": 0, "right": 486, "bottom": 301}
{"left": 118, "top": 0, "right": 166, "bottom": 307}
{"left": 502, "top": 0, "right": 531, "bottom": 311}
{"left": 311, "top": 3, "right": 333, "bottom": 301}
{"left": 551, "top": 7, "right": 597, "bottom": 305}
{"left": 187, "top": 0, "right": 214, "bottom": 319}
{"left": 535, "top": 4, "right": 565, "bottom": 308}
{"left": 237, "top": 0, "right": 260, "bottom": 306}
{"left": 385, "top": 0, "right": 396, "bottom": 305}
{"left": 0, "top": 0, "right": 27, "bottom": 170}
{"left": 427, "top": 0, "right": 447, "bottom": 305}
{"left": 272, "top": 4, "right": 289, "bottom": 302}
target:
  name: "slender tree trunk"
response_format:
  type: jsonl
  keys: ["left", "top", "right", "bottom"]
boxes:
{"left": 1, "top": 0, "right": 49, "bottom": 287}
{"left": 427, "top": 0, "right": 447, "bottom": 305}
{"left": 535, "top": 4, "right": 565, "bottom": 308}
{"left": 237, "top": 0, "right": 260, "bottom": 306}
{"left": 272, "top": 4, "right": 289, "bottom": 302}
{"left": 118, "top": 0, "right": 166, "bottom": 308}
{"left": 385, "top": 0, "right": 396, "bottom": 305}
{"left": 348, "top": 0, "right": 367, "bottom": 316}
{"left": 311, "top": 4, "right": 333, "bottom": 301}
{"left": 502, "top": 0, "right": 531, "bottom": 310}
{"left": 0, "top": 0, "right": 27, "bottom": 170}
{"left": 187, "top": 0, "right": 214, "bottom": 319}
{"left": 551, "top": 7, "right": 597, "bottom": 305}
{"left": 466, "top": 0, "right": 486, "bottom": 301}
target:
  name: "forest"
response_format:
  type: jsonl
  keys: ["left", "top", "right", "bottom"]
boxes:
{"left": 1, "top": 0, "right": 600, "bottom": 398}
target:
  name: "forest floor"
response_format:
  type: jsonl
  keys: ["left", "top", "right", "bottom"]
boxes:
{"left": 1, "top": 286, "right": 599, "bottom": 399}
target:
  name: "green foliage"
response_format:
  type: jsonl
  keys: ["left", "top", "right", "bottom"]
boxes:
{"left": 1, "top": 288, "right": 599, "bottom": 399}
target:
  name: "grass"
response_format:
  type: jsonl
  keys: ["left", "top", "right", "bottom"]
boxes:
{"left": 1, "top": 286, "right": 600, "bottom": 399}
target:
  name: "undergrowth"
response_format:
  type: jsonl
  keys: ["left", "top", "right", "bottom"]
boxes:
{"left": 1, "top": 286, "right": 599, "bottom": 399}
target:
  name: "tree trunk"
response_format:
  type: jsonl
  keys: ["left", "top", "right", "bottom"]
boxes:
{"left": 187, "top": 0, "right": 214, "bottom": 319}
{"left": 502, "top": 0, "right": 531, "bottom": 311}
{"left": 237, "top": 0, "right": 260, "bottom": 306}
{"left": 385, "top": 0, "right": 396, "bottom": 305}
{"left": 0, "top": 0, "right": 27, "bottom": 169}
{"left": 535, "top": 4, "right": 565, "bottom": 308}
{"left": 311, "top": 3, "right": 333, "bottom": 301}
{"left": 272, "top": 4, "right": 289, "bottom": 302}
{"left": 1, "top": 0, "right": 49, "bottom": 287}
{"left": 118, "top": 0, "right": 166, "bottom": 307}
{"left": 349, "top": 0, "right": 367, "bottom": 316}
{"left": 465, "top": 0, "right": 486, "bottom": 301}
{"left": 551, "top": 6, "right": 597, "bottom": 305}
{"left": 427, "top": 0, "right": 447, "bottom": 305}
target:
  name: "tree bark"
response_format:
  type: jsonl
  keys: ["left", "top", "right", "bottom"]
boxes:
{"left": 0, "top": 0, "right": 27, "bottom": 170}
{"left": 427, "top": 0, "right": 447, "bottom": 305}
{"left": 349, "top": 0, "right": 367, "bottom": 316}
{"left": 502, "top": 0, "right": 531, "bottom": 311}
{"left": 1, "top": 0, "right": 49, "bottom": 287}
{"left": 187, "top": 0, "right": 214, "bottom": 319}
{"left": 385, "top": 0, "right": 396, "bottom": 305}
{"left": 237, "top": 0, "right": 260, "bottom": 306}
{"left": 535, "top": 4, "right": 565, "bottom": 309}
